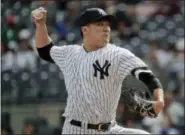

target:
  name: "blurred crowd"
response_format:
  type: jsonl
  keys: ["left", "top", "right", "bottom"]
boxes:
{"left": 1, "top": 0, "right": 184, "bottom": 134}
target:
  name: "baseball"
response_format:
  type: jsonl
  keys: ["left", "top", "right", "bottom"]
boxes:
{"left": 32, "top": 9, "right": 43, "bottom": 19}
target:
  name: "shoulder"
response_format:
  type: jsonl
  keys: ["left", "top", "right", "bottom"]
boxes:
{"left": 65, "top": 44, "right": 82, "bottom": 51}
{"left": 107, "top": 43, "right": 135, "bottom": 57}
{"left": 51, "top": 44, "right": 81, "bottom": 51}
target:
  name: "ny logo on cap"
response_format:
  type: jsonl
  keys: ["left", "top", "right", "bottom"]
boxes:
{"left": 97, "top": 9, "right": 106, "bottom": 15}
{"left": 88, "top": 8, "right": 106, "bottom": 15}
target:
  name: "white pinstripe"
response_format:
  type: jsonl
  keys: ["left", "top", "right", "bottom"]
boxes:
{"left": 50, "top": 43, "right": 149, "bottom": 134}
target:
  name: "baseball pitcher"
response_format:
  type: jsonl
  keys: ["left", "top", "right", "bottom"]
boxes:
{"left": 32, "top": 7, "right": 164, "bottom": 134}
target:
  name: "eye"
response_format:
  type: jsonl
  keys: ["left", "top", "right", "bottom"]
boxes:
{"left": 106, "top": 22, "right": 111, "bottom": 26}
{"left": 96, "top": 22, "right": 104, "bottom": 26}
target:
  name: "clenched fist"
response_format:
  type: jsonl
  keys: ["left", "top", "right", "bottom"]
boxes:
{"left": 31, "top": 7, "right": 47, "bottom": 27}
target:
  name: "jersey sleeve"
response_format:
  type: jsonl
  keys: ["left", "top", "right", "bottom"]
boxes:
{"left": 118, "top": 49, "right": 148, "bottom": 79}
{"left": 50, "top": 45, "right": 70, "bottom": 69}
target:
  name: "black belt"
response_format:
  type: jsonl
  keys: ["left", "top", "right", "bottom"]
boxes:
{"left": 70, "top": 119, "right": 111, "bottom": 132}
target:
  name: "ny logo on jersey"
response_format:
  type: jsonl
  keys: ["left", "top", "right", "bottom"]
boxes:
{"left": 93, "top": 60, "right": 111, "bottom": 79}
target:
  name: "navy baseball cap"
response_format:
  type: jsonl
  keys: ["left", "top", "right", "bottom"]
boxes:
{"left": 76, "top": 8, "right": 117, "bottom": 27}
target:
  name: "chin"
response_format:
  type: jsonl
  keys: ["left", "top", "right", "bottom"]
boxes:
{"left": 104, "top": 38, "right": 110, "bottom": 44}
{"left": 96, "top": 38, "right": 110, "bottom": 47}
{"left": 101, "top": 41, "right": 109, "bottom": 46}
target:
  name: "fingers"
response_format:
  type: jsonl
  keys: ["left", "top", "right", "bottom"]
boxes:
{"left": 31, "top": 7, "right": 47, "bottom": 27}
{"left": 38, "top": 7, "right": 47, "bottom": 16}
{"left": 140, "top": 110, "right": 157, "bottom": 118}
{"left": 31, "top": 7, "right": 47, "bottom": 21}
{"left": 32, "top": 9, "right": 43, "bottom": 20}
{"left": 140, "top": 103, "right": 158, "bottom": 117}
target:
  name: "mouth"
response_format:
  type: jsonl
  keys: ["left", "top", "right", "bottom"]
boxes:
{"left": 103, "top": 34, "right": 109, "bottom": 37}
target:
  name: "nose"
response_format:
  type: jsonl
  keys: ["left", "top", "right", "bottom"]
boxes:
{"left": 104, "top": 29, "right": 110, "bottom": 34}
{"left": 103, "top": 26, "right": 110, "bottom": 33}
{"left": 102, "top": 21, "right": 111, "bottom": 32}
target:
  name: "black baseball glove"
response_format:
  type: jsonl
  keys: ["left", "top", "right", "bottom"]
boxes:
{"left": 121, "top": 87, "right": 157, "bottom": 118}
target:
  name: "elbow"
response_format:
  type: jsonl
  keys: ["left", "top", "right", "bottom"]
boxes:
{"left": 132, "top": 69, "right": 163, "bottom": 93}
{"left": 147, "top": 77, "right": 163, "bottom": 92}
{"left": 37, "top": 42, "right": 54, "bottom": 63}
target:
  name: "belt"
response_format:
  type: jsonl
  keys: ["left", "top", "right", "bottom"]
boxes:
{"left": 70, "top": 119, "right": 111, "bottom": 132}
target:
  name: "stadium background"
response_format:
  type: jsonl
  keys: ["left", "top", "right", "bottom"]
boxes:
{"left": 1, "top": 0, "right": 184, "bottom": 134}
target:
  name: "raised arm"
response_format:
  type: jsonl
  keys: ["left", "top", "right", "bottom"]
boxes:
{"left": 31, "top": 7, "right": 71, "bottom": 65}
{"left": 32, "top": 7, "right": 51, "bottom": 48}
{"left": 31, "top": 7, "right": 54, "bottom": 63}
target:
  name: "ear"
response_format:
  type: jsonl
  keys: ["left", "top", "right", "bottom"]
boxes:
{"left": 81, "top": 26, "right": 88, "bottom": 36}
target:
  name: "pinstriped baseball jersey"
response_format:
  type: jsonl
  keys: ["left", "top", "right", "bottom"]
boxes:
{"left": 50, "top": 43, "right": 147, "bottom": 124}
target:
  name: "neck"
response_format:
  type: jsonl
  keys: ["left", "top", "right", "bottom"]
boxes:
{"left": 83, "top": 39, "right": 107, "bottom": 52}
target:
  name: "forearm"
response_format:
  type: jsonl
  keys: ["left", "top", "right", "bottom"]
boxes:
{"left": 153, "top": 88, "right": 164, "bottom": 101}
{"left": 35, "top": 24, "right": 51, "bottom": 48}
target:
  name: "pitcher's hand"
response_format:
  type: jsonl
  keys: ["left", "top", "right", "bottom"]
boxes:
{"left": 140, "top": 100, "right": 165, "bottom": 117}
{"left": 31, "top": 7, "right": 47, "bottom": 27}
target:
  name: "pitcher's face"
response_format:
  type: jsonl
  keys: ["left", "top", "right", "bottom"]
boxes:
{"left": 82, "top": 20, "right": 111, "bottom": 46}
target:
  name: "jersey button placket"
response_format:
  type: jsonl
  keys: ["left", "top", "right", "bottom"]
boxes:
{"left": 78, "top": 55, "right": 87, "bottom": 119}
